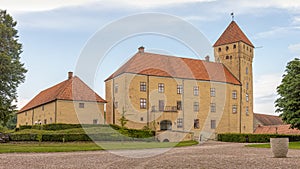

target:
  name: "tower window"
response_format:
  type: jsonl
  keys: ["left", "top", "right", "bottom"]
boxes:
{"left": 114, "top": 84, "right": 118, "bottom": 93}
{"left": 218, "top": 47, "right": 221, "bottom": 52}
{"left": 193, "top": 86, "right": 199, "bottom": 96}
{"left": 247, "top": 46, "right": 248, "bottom": 51}
{"left": 232, "top": 105, "right": 237, "bottom": 114}
{"left": 79, "top": 103, "right": 84, "bottom": 108}
{"left": 232, "top": 90, "right": 237, "bottom": 99}
{"left": 210, "top": 88, "right": 216, "bottom": 97}
{"left": 233, "top": 44, "right": 236, "bottom": 49}
{"left": 246, "top": 67, "right": 249, "bottom": 75}
{"left": 226, "top": 55, "right": 229, "bottom": 59}
{"left": 250, "top": 48, "right": 252, "bottom": 52}
{"left": 226, "top": 46, "right": 229, "bottom": 51}
{"left": 246, "top": 93, "right": 249, "bottom": 102}
{"left": 246, "top": 106, "right": 249, "bottom": 116}
{"left": 210, "top": 103, "right": 216, "bottom": 112}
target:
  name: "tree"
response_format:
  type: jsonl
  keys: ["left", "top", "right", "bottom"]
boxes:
{"left": 119, "top": 107, "right": 128, "bottom": 128}
{"left": 275, "top": 58, "right": 300, "bottom": 129}
{"left": 0, "top": 10, "right": 27, "bottom": 126}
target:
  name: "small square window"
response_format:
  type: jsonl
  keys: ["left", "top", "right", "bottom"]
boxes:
{"left": 158, "top": 83, "right": 164, "bottom": 93}
{"left": 218, "top": 47, "right": 221, "bottom": 52}
{"left": 140, "top": 117, "right": 144, "bottom": 121}
{"left": 79, "top": 103, "right": 85, "bottom": 108}
{"left": 177, "top": 85, "right": 183, "bottom": 94}
{"left": 140, "top": 82, "right": 146, "bottom": 92}
{"left": 246, "top": 93, "right": 249, "bottom": 102}
{"left": 93, "top": 119, "right": 98, "bottom": 124}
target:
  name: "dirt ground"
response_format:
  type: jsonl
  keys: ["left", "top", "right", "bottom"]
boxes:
{"left": 1, "top": 141, "right": 300, "bottom": 169}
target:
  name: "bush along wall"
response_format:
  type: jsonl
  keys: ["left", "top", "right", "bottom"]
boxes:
{"left": 217, "top": 133, "right": 300, "bottom": 143}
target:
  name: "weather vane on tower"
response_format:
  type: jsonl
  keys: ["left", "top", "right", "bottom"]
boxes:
{"left": 231, "top": 12, "right": 234, "bottom": 21}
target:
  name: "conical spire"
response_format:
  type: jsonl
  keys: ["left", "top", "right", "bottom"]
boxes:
{"left": 213, "top": 21, "right": 253, "bottom": 47}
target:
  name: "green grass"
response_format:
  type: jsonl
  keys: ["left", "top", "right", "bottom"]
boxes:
{"left": 246, "top": 142, "right": 300, "bottom": 149}
{"left": 0, "top": 140, "right": 198, "bottom": 153}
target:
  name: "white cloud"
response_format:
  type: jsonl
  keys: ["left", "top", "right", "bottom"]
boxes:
{"left": 288, "top": 43, "right": 300, "bottom": 54}
{"left": 253, "top": 26, "right": 300, "bottom": 39}
{"left": 254, "top": 73, "right": 282, "bottom": 114}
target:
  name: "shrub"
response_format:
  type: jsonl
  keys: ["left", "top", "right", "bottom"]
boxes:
{"left": 218, "top": 133, "right": 300, "bottom": 143}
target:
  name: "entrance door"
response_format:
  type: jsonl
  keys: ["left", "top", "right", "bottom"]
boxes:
{"left": 160, "top": 120, "right": 172, "bottom": 130}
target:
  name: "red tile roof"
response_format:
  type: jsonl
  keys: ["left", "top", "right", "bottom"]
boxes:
{"left": 254, "top": 113, "right": 283, "bottom": 126}
{"left": 254, "top": 124, "right": 300, "bottom": 135}
{"left": 19, "top": 76, "right": 106, "bottom": 113}
{"left": 105, "top": 52, "right": 241, "bottom": 85}
{"left": 213, "top": 21, "right": 254, "bottom": 47}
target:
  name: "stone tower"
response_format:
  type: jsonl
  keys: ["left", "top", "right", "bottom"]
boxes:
{"left": 213, "top": 21, "right": 254, "bottom": 133}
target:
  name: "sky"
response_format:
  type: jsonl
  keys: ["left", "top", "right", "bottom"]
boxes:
{"left": 1, "top": 0, "right": 300, "bottom": 115}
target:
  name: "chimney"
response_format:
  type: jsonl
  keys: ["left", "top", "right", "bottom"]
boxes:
{"left": 138, "top": 46, "right": 144, "bottom": 53}
{"left": 205, "top": 55, "right": 210, "bottom": 62}
{"left": 68, "top": 72, "right": 73, "bottom": 79}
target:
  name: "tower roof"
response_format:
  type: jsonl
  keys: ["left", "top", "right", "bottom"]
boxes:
{"left": 213, "top": 21, "right": 254, "bottom": 47}
{"left": 19, "top": 74, "right": 106, "bottom": 113}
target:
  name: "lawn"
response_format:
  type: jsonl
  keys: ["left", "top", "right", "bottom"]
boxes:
{"left": 0, "top": 140, "right": 198, "bottom": 153}
{"left": 246, "top": 142, "right": 300, "bottom": 149}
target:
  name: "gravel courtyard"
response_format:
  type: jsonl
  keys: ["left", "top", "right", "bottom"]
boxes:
{"left": 1, "top": 141, "right": 299, "bottom": 169}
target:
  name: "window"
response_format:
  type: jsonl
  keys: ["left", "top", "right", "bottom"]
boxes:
{"left": 226, "top": 46, "right": 229, "bottom": 51}
{"left": 194, "top": 119, "right": 200, "bottom": 129}
{"left": 232, "top": 105, "right": 237, "bottom": 114}
{"left": 218, "top": 47, "right": 221, "bottom": 52}
{"left": 114, "top": 83, "right": 118, "bottom": 93}
{"left": 93, "top": 119, "right": 98, "bottom": 124}
{"left": 159, "top": 100, "right": 164, "bottom": 111}
{"left": 246, "top": 67, "right": 248, "bottom": 75}
{"left": 42, "top": 105, "right": 44, "bottom": 111}
{"left": 25, "top": 111, "right": 27, "bottom": 116}
{"left": 211, "top": 120, "right": 216, "bottom": 129}
{"left": 226, "top": 55, "right": 229, "bottom": 59}
{"left": 50, "top": 117, "right": 52, "bottom": 124}
{"left": 246, "top": 82, "right": 249, "bottom": 90}
{"left": 246, "top": 106, "right": 249, "bottom": 116}
{"left": 140, "top": 98, "right": 147, "bottom": 109}
{"left": 193, "top": 86, "right": 199, "bottom": 96}
{"left": 230, "top": 55, "right": 232, "bottom": 59}
{"left": 210, "top": 88, "right": 216, "bottom": 97}
{"left": 233, "top": 44, "right": 236, "bottom": 49}
{"left": 232, "top": 90, "right": 237, "bottom": 99}
{"left": 140, "top": 82, "right": 146, "bottom": 92}
{"left": 79, "top": 103, "right": 84, "bottom": 108}
{"left": 193, "top": 102, "right": 199, "bottom": 112}
{"left": 158, "top": 83, "right": 164, "bottom": 93}
{"left": 44, "top": 119, "right": 47, "bottom": 124}
{"left": 140, "top": 117, "right": 144, "bottom": 121}
{"left": 210, "top": 103, "right": 216, "bottom": 112}
{"left": 177, "top": 85, "right": 183, "bottom": 94}
{"left": 246, "top": 93, "right": 249, "bottom": 102}
{"left": 114, "top": 101, "right": 118, "bottom": 108}
{"left": 177, "top": 101, "right": 182, "bottom": 110}
{"left": 177, "top": 118, "right": 183, "bottom": 128}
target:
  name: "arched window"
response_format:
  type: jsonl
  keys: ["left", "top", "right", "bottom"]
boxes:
{"left": 226, "top": 55, "right": 229, "bottom": 59}
{"left": 218, "top": 47, "right": 221, "bottom": 52}
{"left": 226, "top": 46, "right": 229, "bottom": 51}
{"left": 233, "top": 44, "right": 236, "bottom": 49}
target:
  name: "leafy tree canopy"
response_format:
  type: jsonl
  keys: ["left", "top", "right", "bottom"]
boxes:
{"left": 275, "top": 58, "right": 300, "bottom": 129}
{"left": 0, "top": 10, "right": 27, "bottom": 126}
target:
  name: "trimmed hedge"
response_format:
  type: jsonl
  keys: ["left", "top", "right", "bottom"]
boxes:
{"left": 218, "top": 133, "right": 300, "bottom": 143}
{"left": 19, "top": 123, "right": 110, "bottom": 131}
{"left": 9, "top": 133, "right": 155, "bottom": 142}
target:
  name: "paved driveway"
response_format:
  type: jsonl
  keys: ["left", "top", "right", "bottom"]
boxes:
{"left": 1, "top": 141, "right": 299, "bottom": 169}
